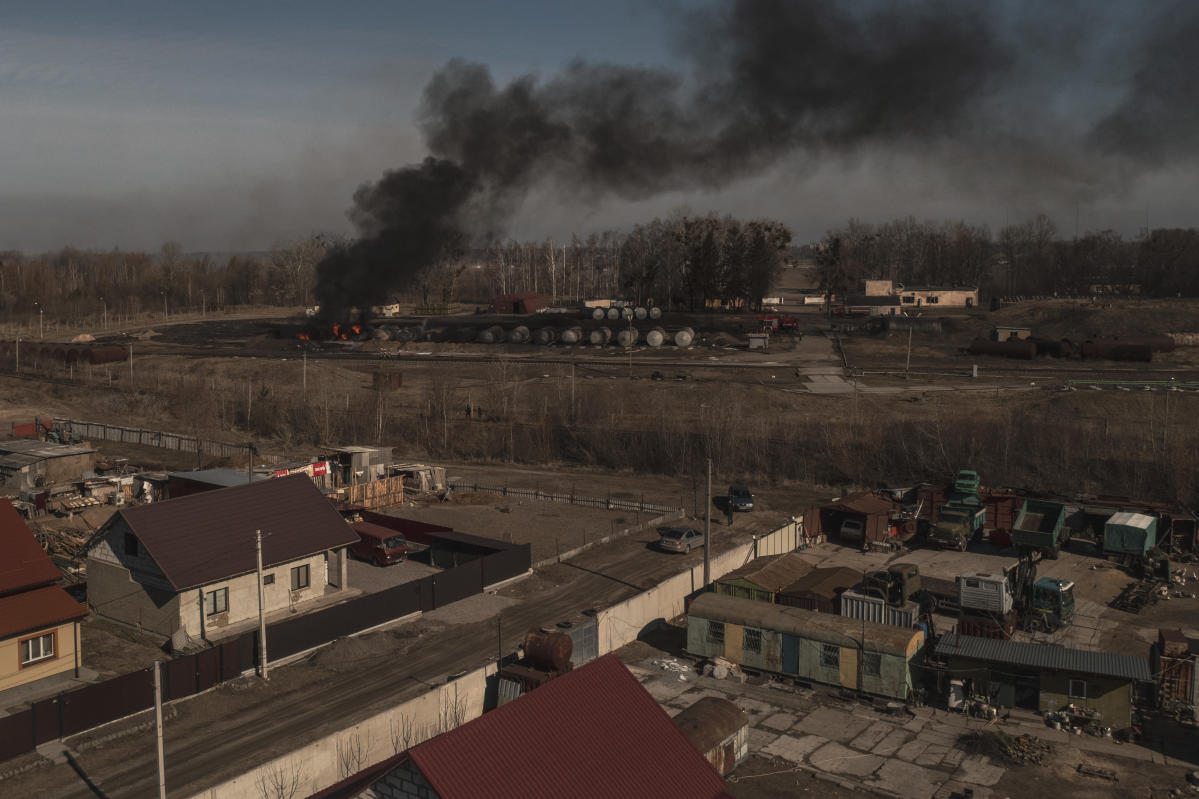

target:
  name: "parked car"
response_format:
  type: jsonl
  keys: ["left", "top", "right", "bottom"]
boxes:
{"left": 839, "top": 518, "right": 865, "bottom": 542}
{"left": 658, "top": 526, "right": 704, "bottom": 553}
{"left": 349, "top": 523, "right": 409, "bottom": 566}
{"left": 728, "top": 484, "right": 755, "bottom": 512}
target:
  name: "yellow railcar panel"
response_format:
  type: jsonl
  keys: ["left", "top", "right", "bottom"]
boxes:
{"left": 839, "top": 647, "right": 858, "bottom": 689}
{"left": 724, "top": 623, "right": 743, "bottom": 664}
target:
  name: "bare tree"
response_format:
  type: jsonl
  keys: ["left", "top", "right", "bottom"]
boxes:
{"left": 255, "top": 761, "right": 306, "bottom": 799}
{"left": 336, "top": 732, "right": 370, "bottom": 778}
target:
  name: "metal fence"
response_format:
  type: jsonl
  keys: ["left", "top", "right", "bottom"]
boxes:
{"left": 447, "top": 479, "right": 682, "bottom": 515}
{"left": 53, "top": 418, "right": 280, "bottom": 462}
{"left": 0, "top": 536, "right": 531, "bottom": 762}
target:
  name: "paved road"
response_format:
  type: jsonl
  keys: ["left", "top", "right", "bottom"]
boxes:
{"left": 9, "top": 515, "right": 770, "bottom": 798}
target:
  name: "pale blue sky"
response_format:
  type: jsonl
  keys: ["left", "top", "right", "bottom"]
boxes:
{"left": 0, "top": 2, "right": 1194, "bottom": 251}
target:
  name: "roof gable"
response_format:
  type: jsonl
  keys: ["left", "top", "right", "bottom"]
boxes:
{"left": 408, "top": 655, "right": 725, "bottom": 799}
{"left": 718, "top": 553, "right": 813, "bottom": 593}
{"left": 0, "top": 498, "right": 62, "bottom": 595}
{"left": 119, "top": 475, "right": 357, "bottom": 591}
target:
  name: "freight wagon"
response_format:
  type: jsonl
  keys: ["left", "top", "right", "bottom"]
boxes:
{"left": 686, "top": 593, "right": 925, "bottom": 701}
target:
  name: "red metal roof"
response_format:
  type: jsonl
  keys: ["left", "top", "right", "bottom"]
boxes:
{"left": 0, "top": 498, "right": 62, "bottom": 596}
{"left": 119, "top": 475, "right": 358, "bottom": 591}
{"left": 408, "top": 654, "right": 726, "bottom": 799}
{"left": 0, "top": 584, "right": 87, "bottom": 639}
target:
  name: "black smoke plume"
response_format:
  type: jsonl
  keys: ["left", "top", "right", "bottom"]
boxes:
{"left": 315, "top": 0, "right": 1199, "bottom": 315}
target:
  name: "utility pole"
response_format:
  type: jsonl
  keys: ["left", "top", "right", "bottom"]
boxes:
{"left": 14, "top": 337, "right": 18, "bottom": 372}
{"left": 906, "top": 324, "right": 913, "bottom": 375}
{"left": 302, "top": 352, "right": 307, "bottom": 398}
{"left": 154, "top": 660, "right": 166, "bottom": 799}
{"left": 570, "top": 362, "right": 575, "bottom": 420}
{"left": 246, "top": 443, "right": 254, "bottom": 484}
{"left": 256, "top": 529, "right": 269, "bottom": 680}
{"left": 703, "top": 457, "right": 712, "bottom": 589}
{"left": 128, "top": 343, "right": 134, "bottom": 385}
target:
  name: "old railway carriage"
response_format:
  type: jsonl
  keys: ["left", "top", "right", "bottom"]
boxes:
{"left": 687, "top": 593, "right": 924, "bottom": 700}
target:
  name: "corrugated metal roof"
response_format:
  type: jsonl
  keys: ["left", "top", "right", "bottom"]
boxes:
{"left": 0, "top": 584, "right": 87, "bottom": 638}
{"left": 779, "top": 566, "right": 861, "bottom": 598}
{"left": 0, "top": 498, "right": 62, "bottom": 595}
{"left": 408, "top": 654, "right": 726, "bottom": 799}
{"left": 717, "top": 553, "right": 813, "bottom": 593}
{"left": 820, "top": 492, "right": 899, "bottom": 517}
{"left": 167, "top": 469, "right": 263, "bottom": 488}
{"left": 934, "top": 633, "right": 1152, "bottom": 681}
{"left": 0, "top": 440, "right": 95, "bottom": 458}
{"left": 690, "top": 593, "right": 922, "bottom": 656}
{"left": 118, "top": 475, "right": 357, "bottom": 591}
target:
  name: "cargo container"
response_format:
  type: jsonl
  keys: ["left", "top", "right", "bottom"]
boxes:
{"left": 1104, "top": 511, "right": 1157, "bottom": 558}
{"left": 957, "top": 571, "right": 1014, "bottom": 615}
{"left": 839, "top": 589, "right": 920, "bottom": 628}
{"left": 1012, "top": 499, "right": 1069, "bottom": 558}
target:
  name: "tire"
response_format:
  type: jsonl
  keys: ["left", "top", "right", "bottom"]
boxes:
{"left": 958, "top": 539, "right": 967, "bottom": 552}
{"left": 1048, "top": 545, "right": 1059, "bottom": 561}
{"left": 685, "top": 544, "right": 692, "bottom": 554}
{"left": 374, "top": 554, "right": 387, "bottom": 567}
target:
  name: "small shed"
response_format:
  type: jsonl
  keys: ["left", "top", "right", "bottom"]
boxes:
{"left": 803, "top": 492, "right": 906, "bottom": 548}
{"left": 490, "top": 291, "right": 551, "bottom": 314}
{"left": 991, "top": 326, "right": 1032, "bottom": 341}
{"left": 747, "top": 333, "right": 769, "bottom": 350}
{"left": 713, "top": 552, "right": 813, "bottom": 604}
{"left": 934, "top": 633, "right": 1152, "bottom": 728}
{"left": 776, "top": 566, "right": 861, "bottom": 613}
{"left": 673, "top": 697, "right": 749, "bottom": 776}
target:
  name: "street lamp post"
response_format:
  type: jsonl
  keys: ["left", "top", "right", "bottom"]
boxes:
{"left": 100, "top": 297, "right": 107, "bottom": 328}
{"left": 160, "top": 291, "right": 168, "bottom": 319}
{"left": 35, "top": 302, "right": 43, "bottom": 340}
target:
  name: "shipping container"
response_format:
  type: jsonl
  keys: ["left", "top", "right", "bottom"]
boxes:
{"left": 957, "top": 572, "right": 1014, "bottom": 615}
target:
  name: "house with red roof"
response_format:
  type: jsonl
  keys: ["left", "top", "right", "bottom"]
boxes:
{"left": 311, "top": 654, "right": 727, "bottom": 799}
{"left": 86, "top": 475, "right": 357, "bottom": 646}
{"left": 0, "top": 499, "right": 87, "bottom": 692}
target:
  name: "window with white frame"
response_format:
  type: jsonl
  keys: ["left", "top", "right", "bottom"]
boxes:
{"left": 205, "top": 587, "right": 228, "bottom": 616}
{"left": 291, "top": 564, "right": 310, "bottom": 591}
{"left": 1069, "top": 679, "right": 1087, "bottom": 699}
{"left": 21, "top": 633, "right": 55, "bottom": 665}
{"left": 821, "top": 643, "right": 840, "bottom": 669}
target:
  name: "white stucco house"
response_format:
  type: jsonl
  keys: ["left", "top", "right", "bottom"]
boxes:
{"left": 87, "top": 475, "right": 356, "bottom": 647}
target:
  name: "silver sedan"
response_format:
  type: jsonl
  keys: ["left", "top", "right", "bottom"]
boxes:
{"left": 658, "top": 526, "right": 704, "bottom": 553}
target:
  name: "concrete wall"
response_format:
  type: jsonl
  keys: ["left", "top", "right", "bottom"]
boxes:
{"left": 0, "top": 620, "right": 79, "bottom": 691}
{"left": 899, "top": 288, "right": 978, "bottom": 308}
{"left": 596, "top": 520, "right": 801, "bottom": 656}
{"left": 1038, "top": 672, "right": 1133, "bottom": 728}
{"left": 188, "top": 665, "right": 495, "bottom": 799}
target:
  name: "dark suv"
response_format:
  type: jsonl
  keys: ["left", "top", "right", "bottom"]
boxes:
{"left": 728, "top": 484, "right": 755, "bottom": 512}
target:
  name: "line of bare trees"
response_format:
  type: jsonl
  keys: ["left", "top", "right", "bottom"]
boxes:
{"left": 816, "top": 215, "right": 1199, "bottom": 299}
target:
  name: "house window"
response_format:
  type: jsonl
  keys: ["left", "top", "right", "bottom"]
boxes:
{"left": 291, "top": 564, "right": 310, "bottom": 591}
{"left": 20, "top": 633, "right": 55, "bottom": 666}
{"left": 707, "top": 620, "right": 725, "bottom": 646}
{"left": 821, "top": 643, "right": 840, "bottom": 669}
{"left": 927, "top": 296, "right": 940, "bottom": 304}
{"left": 744, "top": 628, "right": 762, "bottom": 655}
{"left": 863, "top": 652, "right": 882, "bottom": 677}
{"left": 1069, "top": 679, "right": 1087, "bottom": 699}
{"left": 124, "top": 533, "right": 138, "bottom": 556}
{"left": 263, "top": 574, "right": 275, "bottom": 586}
{"left": 902, "top": 295, "right": 916, "bottom": 304}
{"left": 205, "top": 588, "right": 228, "bottom": 616}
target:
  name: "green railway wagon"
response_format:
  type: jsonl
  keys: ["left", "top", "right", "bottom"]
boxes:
{"left": 687, "top": 593, "right": 924, "bottom": 701}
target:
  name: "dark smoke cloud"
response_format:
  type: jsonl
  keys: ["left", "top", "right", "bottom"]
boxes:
{"left": 316, "top": 0, "right": 1199, "bottom": 315}
{"left": 1092, "top": 1, "right": 1199, "bottom": 165}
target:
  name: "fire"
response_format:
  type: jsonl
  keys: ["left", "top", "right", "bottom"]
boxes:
{"left": 296, "top": 333, "right": 311, "bottom": 341}
{"left": 332, "top": 323, "right": 341, "bottom": 338}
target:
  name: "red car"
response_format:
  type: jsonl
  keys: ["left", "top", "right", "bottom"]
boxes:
{"left": 349, "top": 522, "right": 409, "bottom": 566}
